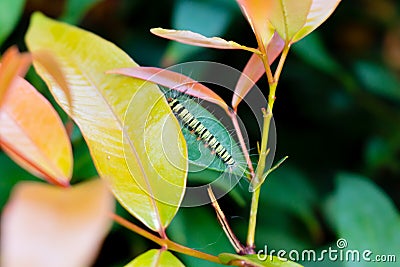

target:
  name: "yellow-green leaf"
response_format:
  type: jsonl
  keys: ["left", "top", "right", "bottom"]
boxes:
{"left": 125, "top": 249, "right": 185, "bottom": 267}
{"left": 269, "top": 0, "right": 312, "bottom": 42}
{"left": 219, "top": 253, "right": 303, "bottom": 267}
{"left": 25, "top": 12, "right": 187, "bottom": 232}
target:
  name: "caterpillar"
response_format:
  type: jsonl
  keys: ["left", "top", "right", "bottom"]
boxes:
{"left": 167, "top": 97, "right": 235, "bottom": 166}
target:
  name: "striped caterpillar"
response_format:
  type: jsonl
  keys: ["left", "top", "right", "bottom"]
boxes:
{"left": 167, "top": 97, "right": 235, "bottom": 167}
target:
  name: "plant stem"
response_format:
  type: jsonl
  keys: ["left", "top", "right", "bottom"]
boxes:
{"left": 246, "top": 109, "right": 272, "bottom": 248}
{"left": 110, "top": 213, "right": 221, "bottom": 264}
{"left": 246, "top": 42, "right": 291, "bottom": 250}
{"left": 258, "top": 45, "right": 274, "bottom": 85}
{"left": 246, "top": 186, "right": 260, "bottom": 249}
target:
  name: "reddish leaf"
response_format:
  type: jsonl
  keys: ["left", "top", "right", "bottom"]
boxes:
{"left": 1, "top": 179, "right": 114, "bottom": 267}
{"left": 151, "top": 28, "right": 260, "bottom": 54}
{"left": 267, "top": 32, "right": 286, "bottom": 64}
{"left": 232, "top": 33, "right": 284, "bottom": 110}
{"left": 232, "top": 54, "right": 264, "bottom": 111}
{"left": 108, "top": 66, "right": 230, "bottom": 113}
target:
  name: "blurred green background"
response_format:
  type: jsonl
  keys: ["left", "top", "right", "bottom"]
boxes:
{"left": 1, "top": 0, "right": 399, "bottom": 266}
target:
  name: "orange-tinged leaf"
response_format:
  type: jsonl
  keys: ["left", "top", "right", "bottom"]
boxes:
{"left": 1, "top": 179, "right": 114, "bottom": 267}
{"left": 151, "top": 28, "right": 260, "bottom": 54}
{"left": 0, "top": 46, "right": 31, "bottom": 104}
{"left": 108, "top": 66, "right": 230, "bottom": 114}
{"left": 25, "top": 12, "right": 187, "bottom": 232}
{"left": 236, "top": 0, "right": 313, "bottom": 44}
{"left": 0, "top": 76, "right": 73, "bottom": 186}
{"left": 232, "top": 33, "right": 285, "bottom": 110}
{"left": 292, "top": 0, "right": 341, "bottom": 43}
{"left": 125, "top": 249, "right": 185, "bottom": 267}
{"left": 236, "top": 0, "right": 276, "bottom": 49}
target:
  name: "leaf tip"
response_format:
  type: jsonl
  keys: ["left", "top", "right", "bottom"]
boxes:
{"left": 150, "top": 27, "right": 164, "bottom": 35}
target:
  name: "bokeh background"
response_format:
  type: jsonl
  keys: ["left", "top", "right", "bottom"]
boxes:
{"left": 1, "top": 0, "right": 399, "bottom": 266}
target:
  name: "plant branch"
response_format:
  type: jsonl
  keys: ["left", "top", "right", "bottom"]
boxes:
{"left": 110, "top": 213, "right": 221, "bottom": 264}
{"left": 207, "top": 187, "right": 249, "bottom": 254}
{"left": 229, "top": 110, "right": 254, "bottom": 179}
{"left": 258, "top": 51, "right": 274, "bottom": 86}
{"left": 274, "top": 43, "right": 291, "bottom": 84}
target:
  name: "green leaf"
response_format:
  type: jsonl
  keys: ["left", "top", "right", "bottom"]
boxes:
{"left": 0, "top": 152, "right": 37, "bottom": 211}
{"left": 364, "top": 136, "right": 400, "bottom": 173}
{"left": 292, "top": 33, "right": 342, "bottom": 75}
{"left": 260, "top": 167, "right": 320, "bottom": 241}
{"left": 25, "top": 12, "right": 187, "bottom": 232}
{"left": 219, "top": 253, "right": 303, "bottom": 267}
{"left": 160, "top": 93, "right": 247, "bottom": 205}
{"left": 354, "top": 61, "right": 400, "bottom": 103}
{"left": 125, "top": 249, "right": 185, "bottom": 267}
{"left": 0, "top": 0, "right": 25, "bottom": 45}
{"left": 186, "top": 168, "right": 247, "bottom": 207}
{"left": 326, "top": 173, "right": 400, "bottom": 267}
{"left": 167, "top": 206, "right": 234, "bottom": 267}
{"left": 72, "top": 135, "right": 98, "bottom": 180}
{"left": 60, "top": 0, "right": 102, "bottom": 24}
{"left": 168, "top": 93, "right": 246, "bottom": 176}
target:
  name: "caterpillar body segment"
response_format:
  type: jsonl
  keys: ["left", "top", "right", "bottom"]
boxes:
{"left": 167, "top": 97, "right": 235, "bottom": 166}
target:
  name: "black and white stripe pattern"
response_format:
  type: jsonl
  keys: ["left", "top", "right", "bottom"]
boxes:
{"left": 167, "top": 97, "right": 235, "bottom": 166}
